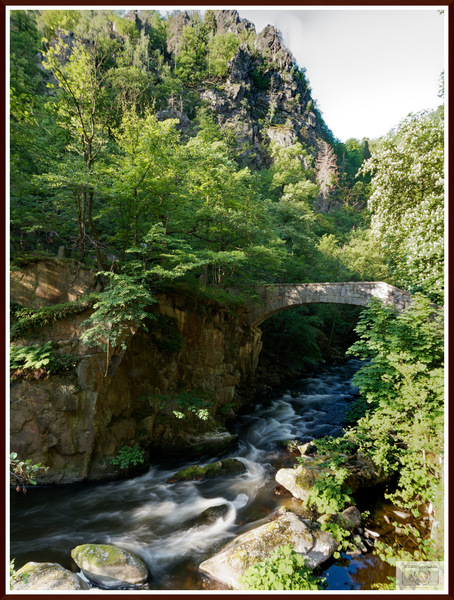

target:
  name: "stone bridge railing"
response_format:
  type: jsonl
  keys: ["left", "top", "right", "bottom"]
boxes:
{"left": 246, "top": 282, "right": 412, "bottom": 326}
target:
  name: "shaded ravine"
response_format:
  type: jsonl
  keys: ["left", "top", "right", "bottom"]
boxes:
{"left": 10, "top": 358, "right": 394, "bottom": 590}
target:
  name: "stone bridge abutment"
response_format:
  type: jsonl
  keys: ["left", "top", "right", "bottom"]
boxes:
{"left": 246, "top": 282, "right": 412, "bottom": 326}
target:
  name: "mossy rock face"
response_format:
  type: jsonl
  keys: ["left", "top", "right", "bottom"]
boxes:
{"left": 198, "top": 511, "right": 337, "bottom": 590}
{"left": 167, "top": 458, "right": 246, "bottom": 483}
{"left": 70, "top": 544, "right": 149, "bottom": 588}
{"left": 10, "top": 562, "right": 90, "bottom": 590}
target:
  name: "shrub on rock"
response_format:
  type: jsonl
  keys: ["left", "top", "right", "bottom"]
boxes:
{"left": 198, "top": 511, "right": 337, "bottom": 589}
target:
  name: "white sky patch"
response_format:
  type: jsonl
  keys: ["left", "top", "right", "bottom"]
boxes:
{"left": 238, "top": 8, "right": 446, "bottom": 141}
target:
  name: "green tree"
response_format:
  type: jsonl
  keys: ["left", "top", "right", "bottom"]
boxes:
{"left": 207, "top": 32, "right": 240, "bottom": 79}
{"left": 100, "top": 109, "right": 182, "bottom": 262}
{"left": 175, "top": 20, "right": 208, "bottom": 85}
{"left": 36, "top": 9, "right": 81, "bottom": 38}
{"left": 361, "top": 110, "right": 444, "bottom": 301}
{"left": 43, "top": 38, "right": 115, "bottom": 268}
{"left": 80, "top": 272, "right": 157, "bottom": 376}
{"left": 346, "top": 295, "right": 444, "bottom": 513}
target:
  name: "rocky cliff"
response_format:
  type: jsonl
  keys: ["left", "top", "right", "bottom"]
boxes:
{"left": 201, "top": 22, "right": 324, "bottom": 167}
{"left": 158, "top": 10, "right": 330, "bottom": 167}
{"left": 10, "top": 259, "right": 263, "bottom": 484}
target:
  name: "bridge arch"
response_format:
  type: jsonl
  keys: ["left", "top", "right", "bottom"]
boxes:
{"left": 246, "top": 282, "right": 411, "bottom": 327}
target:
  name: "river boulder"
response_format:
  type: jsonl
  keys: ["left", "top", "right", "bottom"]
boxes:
{"left": 10, "top": 562, "right": 90, "bottom": 590}
{"left": 198, "top": 511, "right": 337, "bottom": 589}
{"left": 275, "top": 453, "right": 389, "bottom": 502}
{"left": 167, "top": 458, "right": 246, "bottom": 483}
{"left": 71, "top": 544, "right": 148, "bottom": 588}
{"left": 275, "top": 463, "right": 321, "bottom": 501}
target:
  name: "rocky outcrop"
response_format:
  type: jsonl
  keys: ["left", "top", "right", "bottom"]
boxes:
{"left": 256, "top": 25, "right": 293, "bottom": 70}
{"left": 10, "top": 258, "right": 102, "bottom": 307}
{"left": 10, "top": 562, "right": 90, "bottom": 590}
{"left": 9, "top": 259, "right": 264, "bottom": 484}
{"left": 275, "top": 453, "right": 389, "bottom": 503}
{"left": 198, "top": 511, "right": 337, "bottom": 589}
{"left": 71, "top": 544, "right": 148, "bottom": 588}
{"left": 215, "top": 10, "right": 255, "bottom": 35}
{"left": 196, "top": 13, "right": 324, "bottom": 168}
{"left": 318, "top": 506, "right": 362, "bottom": 532}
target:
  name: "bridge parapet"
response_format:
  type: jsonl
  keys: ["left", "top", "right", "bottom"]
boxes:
{"left": 246, "top": 282, "right": 412, "bottom": 326}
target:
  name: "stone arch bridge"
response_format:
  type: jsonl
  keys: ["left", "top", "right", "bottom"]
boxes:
{"left": 246, "top": 282, "right": 412, "bottom": 326}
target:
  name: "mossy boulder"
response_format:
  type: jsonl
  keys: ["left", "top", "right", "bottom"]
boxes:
{"left": 276, "top": 454, "right": 389, "bottom": 502}
{"left": 167, "top": 458, "right": 246, "bottom": 483}
{"left": 275, "top": 463, "right": 322, "bottom": 501}
{"left": 10, "top": 562, "right": 90, "bottom": 590}
{"left": 71, "top": 544, "right": 148, "bottom": 588}
{"left": 198, "top": 511, "right": 337, "bottom": 589}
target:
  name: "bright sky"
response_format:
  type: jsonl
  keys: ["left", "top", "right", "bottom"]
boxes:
{"left": 238, "top": 8, "right": 446, "bottom": 142}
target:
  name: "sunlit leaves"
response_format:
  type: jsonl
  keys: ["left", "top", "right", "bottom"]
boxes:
{"left": 346, "top": 295, "right": 444, "bottom": 510}
{"left": 361, "top": 110, "right": 444, "bottom": 301}
{"left": 80, "top": 272, "right": 157, "bottom": 353}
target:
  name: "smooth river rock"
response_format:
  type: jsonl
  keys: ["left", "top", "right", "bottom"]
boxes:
{"left": 10, "top": 562, "right": 90, "bottom": 590}
{"left": 275, "top": 453, "right": 389, "bottom": 502}
{"left": 71, "top": 544, "right": 148, "bottom": 588}
{"left": 198, "top": 511, "right": 337, "bottom": 589}
{"left": 275, "top": 463, "right": 321, "bottom": 501}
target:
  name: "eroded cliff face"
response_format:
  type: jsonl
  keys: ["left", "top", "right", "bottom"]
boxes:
{"left": 10, "top": 260, "right": 263, "bottom": 484}
{"left": 160, "top": 10, "right": 327, "bottom": 168}
{"left": 200, "top": 24, "right": 323, "bottom": 168}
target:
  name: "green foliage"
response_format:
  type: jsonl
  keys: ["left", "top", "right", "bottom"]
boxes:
{"left": 239, "top": 544, "right": 327, "bottom": 591}
{"left": 10, "top": 452, "right": 48, "bottom": 492}
{"left": 36, "top": 9, "right": 81, "bottom": 38}
{"left": 361, "top": 110, "right": 444, "bottom": 301}
{"left": 110, "top": 444, "right": 145, "bottom": 470}
{"left": 10, "top": 558, "right": 30, "bottom": 586}
{"left": 80, "top": 273, "right": 157, "bottom": 352}
{"left": 10, "top": 342, "right": 81, "bottom": 380}
{"left": 312, "top": 436, "right": 358, "bottom": 456}
{"left": 260, "top": 307, "right": 322, "bottom": 373}
{"left": 346, "top": 295, "right": 444, "bottom": 512}
{"left": 320, "top": 521, "right": 352, "bottom": 559}
{"left": 142, "top": 390, "right": 213, "bottom": 421}
{"left": 207, "top": 32, "right": 240, "bottom": 78}
{"left": 175, "top": 20, "right": 208, "bottom": 85}
{"left": 10, "top": 295, "right": 99, "bottom": 340}
{"left": 304, "top": 468, "right": 355, "bottom": 515}
{"left": 374, "top": 522, "right": 440, "bottom": 565}
{"left": 10, "top": 342, "right": 52, "bottom": 370}
{"left": 250, "top": 62, "right": 270, "bottom": 91}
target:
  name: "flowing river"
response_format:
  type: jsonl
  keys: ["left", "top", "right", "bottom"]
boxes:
{"left": 10, "top": 358, "right": 395, "bottom": 590}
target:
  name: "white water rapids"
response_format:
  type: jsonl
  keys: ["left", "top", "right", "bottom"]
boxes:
{"left": 11, "top": 359, "right": 381, "bottom": 590}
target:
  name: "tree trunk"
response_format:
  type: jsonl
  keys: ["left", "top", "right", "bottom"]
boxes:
{"left": 87, "top": 190, "right": 106, "bottom": 271}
